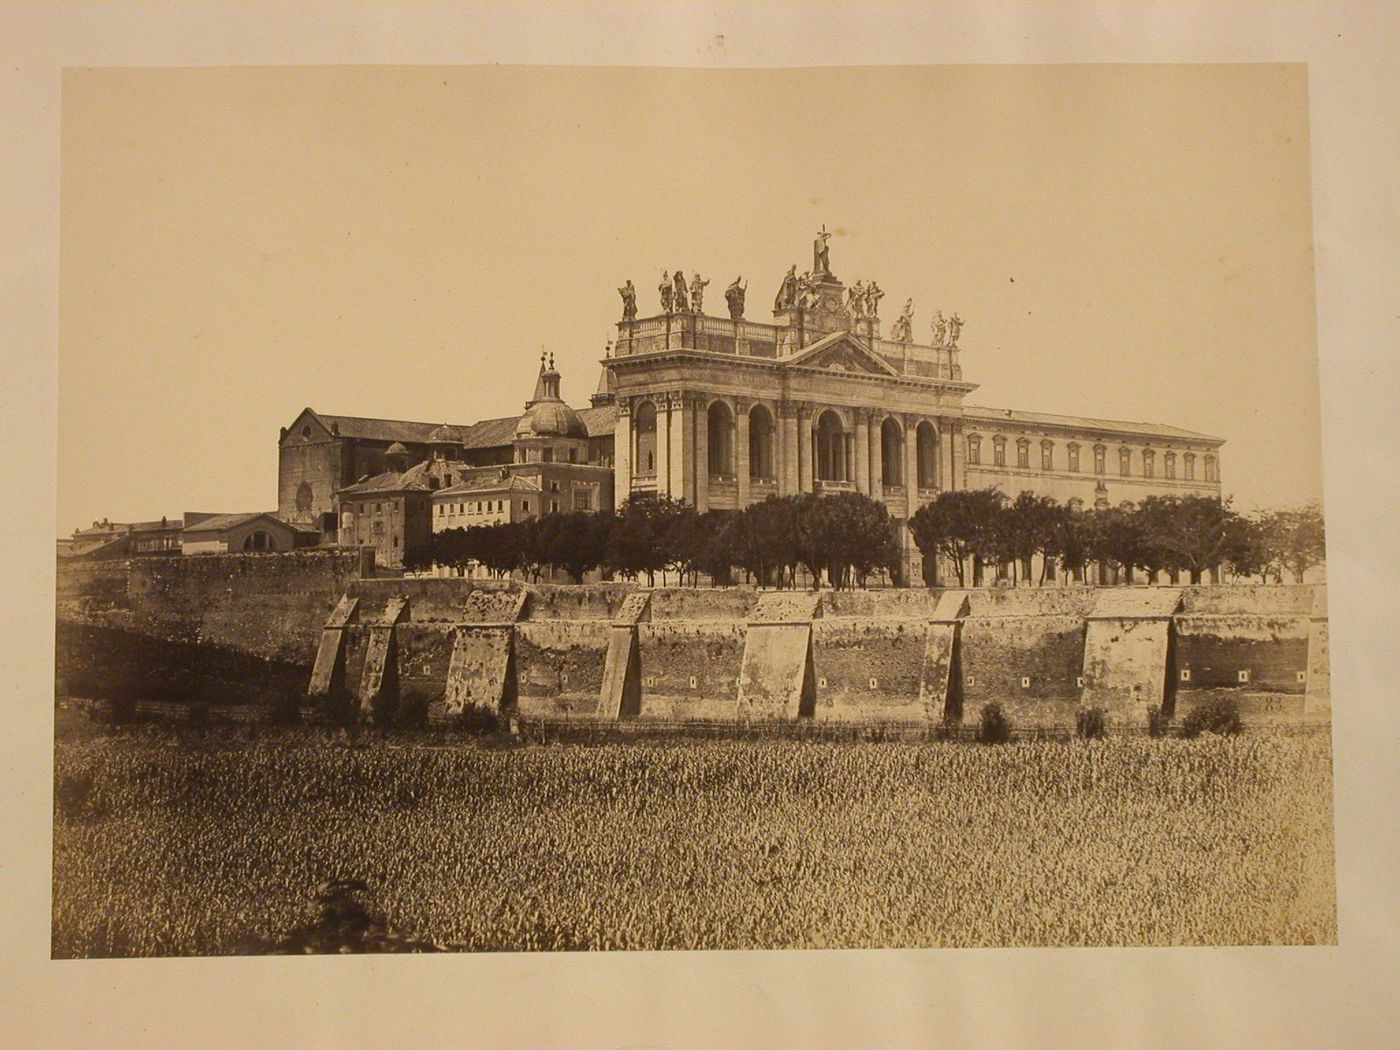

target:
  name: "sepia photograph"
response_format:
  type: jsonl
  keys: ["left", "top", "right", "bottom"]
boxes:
{"left": 51, "top": 61, "right": 1337, "bottom": 959}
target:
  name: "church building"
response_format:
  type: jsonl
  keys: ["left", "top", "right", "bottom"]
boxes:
{"left": 276, "top": 231, "right": 1222, "bottom": 580}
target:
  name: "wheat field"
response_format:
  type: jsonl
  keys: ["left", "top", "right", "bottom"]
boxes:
{"left": 51, "top": 731, "right": 1335, "bottom": 955}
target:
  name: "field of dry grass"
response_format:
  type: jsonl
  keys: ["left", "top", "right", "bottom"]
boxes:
{"left": 52, "top": 730, "right": 1335, "bottom": 955}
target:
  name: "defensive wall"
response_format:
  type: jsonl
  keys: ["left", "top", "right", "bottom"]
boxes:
{"left": 55, "top": 554, "right": 1329, "bottom": 728}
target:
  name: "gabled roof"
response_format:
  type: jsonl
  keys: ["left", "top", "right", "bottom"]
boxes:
{"left": 181, "top": 512, "right": 289, "bottom": 534}
{"left": 783, "top": 331, "right": 900, "bottom": 377}
{"left": 337, "top": 461, "right": 437, "bottom": 497}
{"left": 292, "top": 409, "right": 450, "bottom": 445}
{"left": 962, "top": 405, "right": 1224, "bottom": 444}
{"left": 437, "top": 473, "right": 543, "bottom": 497}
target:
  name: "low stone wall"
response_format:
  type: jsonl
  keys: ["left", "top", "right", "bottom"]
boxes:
{"left": 56, "top": 566, "right": 1330, "bottom": 730}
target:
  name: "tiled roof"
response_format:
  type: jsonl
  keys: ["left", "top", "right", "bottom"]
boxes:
{"left": 311, "top": 413, "right": 449, "bottom": 444}
{"left": 460, "top": 415, "right": 521, "bottom": 449}
{"left": 962, "top": 405, "right": 1223, "bottom": 443}
{"left": 578, "top": 404, "right": 619, "bottom": 437}
{"left": 181, "top": 512, "right": 282, "bottom": 534}
{"left": 437, "top": 473, "right": 542, "bottom": 496}
{"left": 338, "top": 461, "right": 437, "bottom": 497}
{"left": 309, "top": 401, "right": 616, "bottom": 452}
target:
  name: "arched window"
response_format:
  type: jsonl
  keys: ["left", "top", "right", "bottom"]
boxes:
{"left": 295, "top": 481, "right": 313, "bottom": 513}
{"left": 1165, "top": 451, "right": 1177, "bottom": 479}
{"left": 816, "top": 410, "right": 850, "bottom": 482}
{"left": 1016, "top": 437, "right": 1030, "bottom": 469}
{"left": 993, "top": 435, "right": 1007, "bottom": 467}
{"left": 1204, "top": 454, "right": 1217, "bottom": 482}
{"left": 633, "top": 401, "right": 658, "bottom": 476}
{"left": 1119, "top": 447, "right": 1132, "bottom": 477}
{"left": 967, "top": 433, "right": 982, "bottom": 465}
{"left": 301, "top": 425, "right": 312, "bottom": 440}
{"left": 1067, "top": 442, "right": 1081, "bottom": 472}
{"left": 881, "top": 416, "right": 904, "bottom": 486}
{"left": 916, "top": 422, "right": 938, "bottom": 489}
{"left": 1041, "top": 440, "right": 1054, "bottom": 471}
{"left": 707, "top": 400, "right": 734, "bottom": 478}
{"left": 1093, "top": 444, "right": 1106, "bottom": 475}
{"left": 243, "top": 530, "right": 273, "bottom": 552}
{"left": 1143, "top": 449, "right": 1155, "bottom": 478}
{"left": 1184, "top": 452, "right": 1196, "bottom": 480}
{"left": 748, "top": 404, "right": 775, "bottom": 480}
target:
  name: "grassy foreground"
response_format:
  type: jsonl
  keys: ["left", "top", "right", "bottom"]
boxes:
{"left": 52, "top": 731, "right": 1335, "bottom": 954}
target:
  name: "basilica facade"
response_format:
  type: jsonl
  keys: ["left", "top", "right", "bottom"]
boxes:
{"left": 607, "top": 232, "right": 1223, "bottom": 583}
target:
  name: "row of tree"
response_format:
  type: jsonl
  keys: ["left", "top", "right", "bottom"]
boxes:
{"left": 406, "top": 490, "right": 1324, "bottom": 589}
{"left": 907, "top": 490, "right": 1324, "bottom": 586}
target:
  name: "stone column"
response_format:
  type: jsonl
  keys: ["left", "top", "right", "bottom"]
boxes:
{"left": 946, "top": 419, "right": 963, "bottom": 492}
{"left": 613, "top": 399, "right": 632, "bottom": 506}
{"left": 694, "top": 396, "right": 709, "bottom": 513}
{"left": 854, "top": 409, "right": 870, "bottom": 494}
{"left": 904, "top": 415, "right": 921, "bottom": 583}
{"left": 798, "top": 404, "right": 813, "bottom": 492}
{"left": 656, "top": 395, "right": 672, "bottom": 498}
{"left": 671, "top": 395, "right": 692, "bottom": 505}
{"left": 869, "top": 414, "right": 884, "bottom": 493}
{"left": 735, "top": 400, "right": 751, "bottom": 508}
{"left": 779, "top": 402, "right": 799, "bottom": 495}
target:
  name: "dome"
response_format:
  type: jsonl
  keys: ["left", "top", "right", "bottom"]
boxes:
{"left": 386, "top": 441, "right": 409, "bottom": 455}
{"left": 427, "top": 423, "right": 464, "bottom": 445}
{"left": 514, "top": 399, "right": 587, "bottom": 439}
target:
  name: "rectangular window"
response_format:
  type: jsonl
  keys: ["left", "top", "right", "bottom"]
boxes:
{"left": 1068, "top": 446, "right": 1080, "bottom": 472}
{"left": 550, "top": 481, "right": 560, "bottom": 493}
{"left": 1185, "top": 455, "right": 1196, "bottom": 480}
{"left": 1017, "top": 444, "right": 1029, "bottom": 469}
{"left": 967, "top": 440, "right": 980, "bottom": 465}
{"left": 550, "top": 499, "right": 560, "bottom": 513}
{"left": 1041, "top": 445, "right": 1053, "bottom": 470}
{"left": 994, "top": 443, "right": 1006, "bottom": 467}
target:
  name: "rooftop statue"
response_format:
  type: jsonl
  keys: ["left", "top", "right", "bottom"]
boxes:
{"left": 689, "top": 273, "right": 709, "bottom": 314}
{"left": 891, "top": 298, "right": 914, "bottom": 342}
{"left": 774, "top": 264, "right": 798, "bottom": 311}
{"left": 618, "top": 279, "right": 637, "bottom": 321}
{"left": 845, "top": 280, "right": 867, "bottom": 319}
{"left": 813, "top": 224, "right": 831, "bottom": 275}
{"left": 947, "top": 312, "right": 964, "bottom": 346}
{"left": 725, "top": 276, "right": 747, "bottom": 320}
{"left": 659, "top": 271, "right": 673, "bottom": 313}
{"left": 864, "top": 280, "right": 885, "bottom": 317}
{"left": 931, "top": 309, "right": 947, "bottom": 346}
{"left": 672, "top": 270, "right": 689, "bottom": 312}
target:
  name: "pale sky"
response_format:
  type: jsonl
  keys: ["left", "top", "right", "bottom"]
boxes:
{"left": 59, "top": 64, "right": 1321, "bottom": 530}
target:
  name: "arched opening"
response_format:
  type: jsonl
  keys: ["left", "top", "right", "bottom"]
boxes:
{"left": 916, "top": 421, "right": 938, "bottom": 489}
{"left": 295, "top": 481, "right": 313, "bottom": 513}
{"left": 880, "top": 417, "right": 904, "bottom": 486}
{"left": 633, "top": 401, "right": 657, "bottom": 476}
{"left": 707, "top": 400, "right": 734, "bottom": 477}
{"left": 815, "top": 410, "right": 849, "bottom": 482}
{"left": 748, "top": 404, "right": 775, "bottom": 479}
{"left": 243, "top": 530, "right": 273, "bottom": 552}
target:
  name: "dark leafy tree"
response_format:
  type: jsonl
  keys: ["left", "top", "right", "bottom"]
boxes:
{"left": 1137, "top": 495, "right": 1248, "bottom": 584}
{"left": 908, "top": 488, "right": 1007, "bottom": 587}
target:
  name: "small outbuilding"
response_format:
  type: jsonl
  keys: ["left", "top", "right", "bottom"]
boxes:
{"left": 180, "top": 512, "right": 318, "bottom": 555}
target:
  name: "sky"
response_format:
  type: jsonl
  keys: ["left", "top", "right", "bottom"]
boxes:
{"left": 58, "top": 64, "right": 1322, "bottom": 530}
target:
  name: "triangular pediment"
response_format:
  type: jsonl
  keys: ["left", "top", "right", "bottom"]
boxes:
{"left": 783, "top": 331, "right": 899, "bottom": 377}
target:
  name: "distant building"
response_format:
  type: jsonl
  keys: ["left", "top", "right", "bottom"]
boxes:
{"left": 329, "top": 357, "right": 614, "bottom": 569}
{"left": 180, "top": 512, "right": 318, "bottom": 555}
{"left": 61, "top": 516, "right": 184, "bottom": 560}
